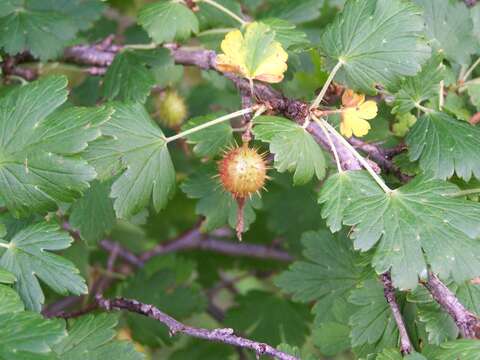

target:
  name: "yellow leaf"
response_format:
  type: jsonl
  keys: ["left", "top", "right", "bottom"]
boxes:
{"left": 340, "top": 90, "right": 378, "bottom": 137}
{"left": 216, "top": 22, "right": 288, "bottom": 83}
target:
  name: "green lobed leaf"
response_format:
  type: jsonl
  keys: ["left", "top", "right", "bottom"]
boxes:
{"left": 0, "top": 76, "right": 112, "bottom": 216}
{"left": 0, "top": 284, "right": 24, "bottom": 315}
{"left": 52, "top": 314, "right": 144, "bottom": 360}
{"left": 180, "top": 166, "right": 261, "bottom": 232}
{"left": 253, "top": 116, "right": 326, "bottom": 185}
{"left": 264, "top": 176, "right": 320, "bottom": 247}
{"left": 467, "top": 83, "right": 480, "bottom": 110}
{"left": 343, "top": 175, "right": 480, "bottom": 289}
{"left": 275, "top": 230, "right": 371, "bottom": 324}
{"left": 408, "top": 280, "right": 480, "bottom": 344}
{"left": 416, "top": 0, "right": 476, "bottom": 65}
{"left": 319, "top": 0, "right": 430, "bottom": 93}
{"left": 0, "top": 311, "right": 66, "bottom": 359}
{"left": 86, "top": 102, "right": 175, "bottom": 219}
{"left": 312, "top": 298, "right": 356, "bottom": 356}
{"left": 102, "top": 49, "right": 170, "bottom": 103}
{"left": 431, "top": 339, "right": 480, "bottom": 360}
{"left": 260, "top": 18, "right": 310, "bottom": 51}
{"left": 224, "top": 290, "right": 311, "bottom": 346}
{"left": 348, "top": 279, "right": 400, "bottom": 349}
{"left": 391, "top": 56, "right": 445, "bottom": 114}
{"left": 376, "top": 348, "right": 427, "bottom": 360}
{"left": 170, "top": 340, "right": 235, "bottom": 360}
{"left": 182, "top": 112, "right": 234, "bottom": 158}
{"left": 0, "top": 221, "right": 87, "bottom": 312}
{"left": 0, "top": 266, "right": 15, "bottom": 284}
{"left": 122, "top": 259, "right": 206, "bottom": 347}
{"left": 138, "top": 1, "right": 199, "bottom": 44}
{"left": 417, "top": 302, "right": 458, "bottom": 344}
{"left": 197, "top": 0, "right": 242, "bottom": 28}
{"left": 318, "top": 170, "right": 382, "bottom": 233}
{"left": 69, "top": 180, "right": 116, "bottom": 245}
{"left": 406, "top": 112, "right": 480, "bottom": 181}
{"left": 0, "top": 0, "right": 103, "bottom": 60}
{"left": 30, "top": 0, "right": 105, "bottom": 31}
{"left": 262, "top": 0, "right": 324, "bottom": 24}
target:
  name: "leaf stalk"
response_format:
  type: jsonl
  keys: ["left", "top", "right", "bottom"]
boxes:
{"left": 310, "top": 60, "right": 343, "bottom": 110}
{"left": 165, "top": 107, "right": 259, "bottom": 143}
{"left": 196, "top": 0, "right": 249, "bottom": 26}
{"left": 319, "top": 118, "right": 393, "bottom": 193}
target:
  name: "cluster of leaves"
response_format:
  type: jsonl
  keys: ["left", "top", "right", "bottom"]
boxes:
{"left": 1, "top": 0, "right": 480, "bottom": 359}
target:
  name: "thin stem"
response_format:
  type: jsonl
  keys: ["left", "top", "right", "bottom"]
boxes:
{"left": 320, "top": 118, "right": 392, "bottom": 193}
{"left": 122, "top": 43, "right": 157, "bottom": 51}
{"left": 310, "top": 60, "right": 343, "bottom": 110}
{"left": 447, "top": 188, "right": 480, "bottom": 198}
{"left": 166, "top": 107, "right": 256, "bottom": 143}
{"left": 196, "top": 0, "right": 248, "bottom": 26}
{"left": 312, "top": 115, "right": 343, "bottom": 173}
{"left": 459, "top": 65, "right": 467, "bottom": 82}
{"left": 197, "top": 28, "right": 235, "bottom": 37}
{"left": 0, "top": 242, "right": 9, "bottom": 249}
{"left": 7, "top": 75, "right": 29, "bottom": 85}
{"left": 462, "top": 57, "right": 480, "bottom": 82}
{"left": 415, "top": 102, "right": 435, "bottom": 114}
{"left": 439, "top": 80, "right": 444, "bottom": 111}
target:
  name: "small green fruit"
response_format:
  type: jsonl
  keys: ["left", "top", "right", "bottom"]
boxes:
{"left": 392, "top": 113, "right": 416, "bottom": 137}
{"left": 156, "top": 90, "right": 188, "bottom": 129}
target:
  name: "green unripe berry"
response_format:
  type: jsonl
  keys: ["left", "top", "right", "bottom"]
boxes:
{"left": 392, "top": 113, "right": 416, "bottom": 137}
{"left": 155, "top": 90, "right": 188, "bottom": 129}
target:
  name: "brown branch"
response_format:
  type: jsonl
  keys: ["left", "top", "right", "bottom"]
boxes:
{"left": 422, "top": 272, "right": 480, "bottom": 339}
{"left": 57, "top": 42, "right": 369, "bottom": 172}
{"left": 100, "top": 239, "right": 144, "bottom": 267}
{"left": 96, "top": 295, "right": 299, "bottom": 360}
{"left": 7, "top": 39, "right": 406, "bottom": 176}
{"left": 381, "top": 273, "right": 412, "bottom": 354}
{"left": 100, "top": 227, "right": 293, "bottom": 267}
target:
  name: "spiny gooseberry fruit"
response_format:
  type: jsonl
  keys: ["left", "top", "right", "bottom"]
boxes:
{"left": 155, "top": 90, "right": 187, "bottom": 129}
{"left": 218, "top": 144, "right": 268, "bottom": 199}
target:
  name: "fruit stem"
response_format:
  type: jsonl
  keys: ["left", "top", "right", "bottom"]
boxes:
{"left": 311, "top": 115, "right": 343, "bottom": 173}
{"left": 310, "top": 60, "right": 343, "bottom": 110}
{"left": 236, "top": 197, "right": 246, "bottom": 241}
{"left": 319, "top": 118, "right": 393, "bottom": 193}
{"left": 0, "top": 242, "right": 10, "bottom": 249}
{"left": 165, "top": 107, "right": 257, "bottom": 143}
{"left": 196, "top": 0, "right": 249, "bottom": 26}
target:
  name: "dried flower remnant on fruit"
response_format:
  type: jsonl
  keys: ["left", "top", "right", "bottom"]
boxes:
{"left": 340, "top": 89, "right": 378, "bottom": 138}
{"left": 156, "top": 90, "right": 188, "bottom": 129}
{"left": 218, "top": 144, "right": 268, "bottom": 240}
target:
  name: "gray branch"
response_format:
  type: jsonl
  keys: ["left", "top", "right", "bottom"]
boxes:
{"left": 96, "top": 295, "right": 299, "bottom": 360}
{"left": 423, "top": 272, "right": 480, "bottom": 338}
{"left": 100, "top": 227, "right": 293, "bottom": 268}
{"left": 381, "top": 273, "right": 413, "bottom": 354}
